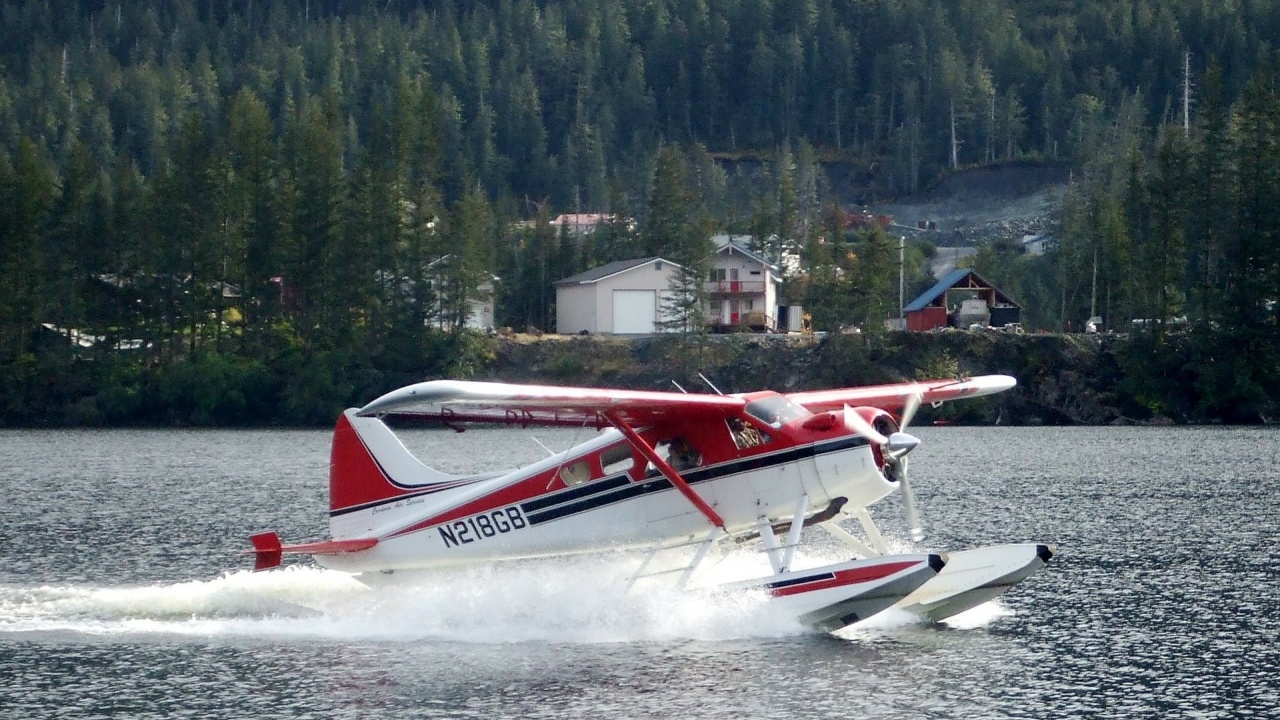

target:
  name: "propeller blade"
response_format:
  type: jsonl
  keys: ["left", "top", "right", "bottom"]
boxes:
{"left": 900, "top": 391, "right": 923, "bottom": 431}
{"left": 897, "top": 457, "right": 925, "bottom": 542}
{"left": 843, "top": 404, "right": 888, "bottom": 445}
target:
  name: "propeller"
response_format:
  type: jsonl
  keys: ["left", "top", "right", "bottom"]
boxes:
{"left": 893, "top": 392, "right": 926, "bottom": 542}
{"left": 898, "top": 390, "right": 923, "bottom": 440}
{"left": 843, "top": 391, "right": 927, "bottom": 543}
{"left": 896, "top": 455, "right": 925, "bottom": 542}
{"left": 842, "top": 404, "right": 888, "bottom": 445}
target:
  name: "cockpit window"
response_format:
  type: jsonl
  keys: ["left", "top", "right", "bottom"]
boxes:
{"left": 744, "top": 395, "right": 810, "bottom": 428}
{"left": 728, "top": 417, "right": 770, "bottom": 449}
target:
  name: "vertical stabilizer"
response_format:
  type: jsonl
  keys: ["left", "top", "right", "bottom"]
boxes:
{"left": 328, "top": 409, "right": 464, "bottom": 534}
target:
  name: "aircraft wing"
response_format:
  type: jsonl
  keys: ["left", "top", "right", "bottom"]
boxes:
{"left": 785, "top": 375, "right": 1016, "bottom": 414}
{"left": 355, "top": 379, "right": 746, "bottom": 428}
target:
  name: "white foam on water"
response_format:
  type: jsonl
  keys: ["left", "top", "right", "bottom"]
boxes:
{"left": 0, "top": 566, "right": 365, "bottom": 636}
{"left": 0, "top": 556, "right": 808, "bottom": 644}
{"left": 939, "top": 600, "right": 1015, "bottom": 629}
{"left": 0, "top": 544, "right": 1015, "bottom": 643}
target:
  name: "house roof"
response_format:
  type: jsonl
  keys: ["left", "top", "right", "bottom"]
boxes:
{"left": 904, "top": 268, "right": 1020, "bottom": 312}
{"left": 425, "top": 254, "right": 500, "bottom": 282}
{"left": 553, "top": 257, "right": 678, "bottom": 285}
{"left": 552, "top": 213, "right": 612, "bottom": 227}
{"left": 711, "top": 235, "right": 783, "bottom": 280}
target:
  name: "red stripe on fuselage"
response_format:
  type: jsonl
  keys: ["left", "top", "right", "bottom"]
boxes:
{"left": 768, "top": 561, "right": 920, "bottom": 597}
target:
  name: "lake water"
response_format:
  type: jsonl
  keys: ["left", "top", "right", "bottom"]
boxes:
{"left": 1, "top": 425, "right": 1277, "bottom": 719}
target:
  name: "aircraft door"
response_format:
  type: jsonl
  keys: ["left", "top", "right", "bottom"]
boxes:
{"left": 644, "top": 436, "right": 719, "bottom": 534}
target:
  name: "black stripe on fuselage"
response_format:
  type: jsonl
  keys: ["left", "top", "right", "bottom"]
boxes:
{"left": 765, "top": 572, "right": 837, "bottom": 590}
{"left": 520, "top": 473, "right": 633, "bottom": 513}
{"left": 524, "top": 478, "right": 670, "bottom": 525}
{"left": 521, "top": 434, "right": 868, "bottom": 526}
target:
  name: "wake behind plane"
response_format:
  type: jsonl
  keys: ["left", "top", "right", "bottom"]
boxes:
{"left": 250, "top": 375, "right": 1053, "bottom": 632}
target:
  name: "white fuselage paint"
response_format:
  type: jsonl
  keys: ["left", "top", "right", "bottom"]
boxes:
{"left": 318, "top": 435, "right": 894, "bottom": 574}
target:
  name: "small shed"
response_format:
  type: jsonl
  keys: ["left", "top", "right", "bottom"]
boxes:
{"left": 554, "top": 257, "right": 680, "bottom": 334}
{"left": 904, "top": 268, "right": 1021, "bottom": 331}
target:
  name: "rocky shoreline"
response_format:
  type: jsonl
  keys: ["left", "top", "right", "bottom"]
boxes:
{"left": 476, "top": 330, "right": 1254, "bottom": 426}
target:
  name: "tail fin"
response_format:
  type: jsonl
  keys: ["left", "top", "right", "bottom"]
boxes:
{"left": 328, "top": 409, "right": 463, "bottom": 525}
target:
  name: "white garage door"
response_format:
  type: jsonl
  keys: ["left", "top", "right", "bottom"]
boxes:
{"left": 612, "top": 289, "right": 657, "bottom": 334}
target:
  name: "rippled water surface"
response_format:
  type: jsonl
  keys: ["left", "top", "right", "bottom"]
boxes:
{"left": 2, "top": 425, "right": 1277, "bottom": 719}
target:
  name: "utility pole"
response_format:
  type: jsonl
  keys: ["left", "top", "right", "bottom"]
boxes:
{"left": 899, "top": 235, "right": 906, "bottom": 325}
{"left": 1090, "top": 246, "right": 1098, "bottom": 321}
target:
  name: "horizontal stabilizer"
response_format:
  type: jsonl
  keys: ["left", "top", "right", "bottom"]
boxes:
{"left": 248, "top": 531, "right": 378, "bottom": 572}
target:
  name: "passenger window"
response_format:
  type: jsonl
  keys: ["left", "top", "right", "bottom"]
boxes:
{"left": 600, "top": 444, "right": 633, "bottom": 476}
{"left": 670, "top": 437, "right": 702, "bottom": 470}
{"left": 650, "top": 437, "right": 701, "bottom": 472}
{"left": 559, "top": 460, "right": 591, "bottom": 486}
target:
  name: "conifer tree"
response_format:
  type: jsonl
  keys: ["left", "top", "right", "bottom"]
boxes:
{"left": 646, "top": 145, "right": 713, "bottom": 337}
{"left": 0, "top": 140, "right": 55, "bottom": 361}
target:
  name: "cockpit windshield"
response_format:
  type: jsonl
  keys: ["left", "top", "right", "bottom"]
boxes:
{"left": 744, "top": 395, "right": 810, "bottom": 428}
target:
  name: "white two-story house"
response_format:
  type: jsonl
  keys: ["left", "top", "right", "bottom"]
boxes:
{"left": 706, "top": 235, "right": 784, "bottom": 332}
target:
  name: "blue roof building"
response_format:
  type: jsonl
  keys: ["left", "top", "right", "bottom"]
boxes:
{"left": 904, "top": 269, "right": 1021, "bottom": 331}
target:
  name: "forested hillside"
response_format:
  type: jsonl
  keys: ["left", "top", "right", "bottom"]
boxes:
{"left": 1, "top": 0, "right": 1278, "bottom": 425}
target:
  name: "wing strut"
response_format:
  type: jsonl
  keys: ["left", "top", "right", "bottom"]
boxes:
{"left": 604, "top": 410, "right": 727, "bottom": 531}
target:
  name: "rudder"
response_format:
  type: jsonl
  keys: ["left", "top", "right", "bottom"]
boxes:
{"left": 328, "top": 409, "right": 464, "bottom": 521}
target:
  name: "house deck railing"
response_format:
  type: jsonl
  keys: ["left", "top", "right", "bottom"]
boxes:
{"left": 708, "top": 311, "right": 775, "bottom": 332}
{"left": 705, "top": 280, "right": 766, "bottom": 294}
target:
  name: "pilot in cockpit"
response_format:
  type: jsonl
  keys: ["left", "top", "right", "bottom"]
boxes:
{"left": 667, "top": 436, "right": 702, "bottom": 471}
{"left": 728, "top": 417, "right": 767, "bottom": 449}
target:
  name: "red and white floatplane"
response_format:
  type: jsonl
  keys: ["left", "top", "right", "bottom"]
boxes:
{"left": 251, "top": 375, "right": 1053, "bottom": 632}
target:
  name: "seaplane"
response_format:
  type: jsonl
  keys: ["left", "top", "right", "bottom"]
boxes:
{"left": 250, "top": 375, "right": 1053, "bottom": 632}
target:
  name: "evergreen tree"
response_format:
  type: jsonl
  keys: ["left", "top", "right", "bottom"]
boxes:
{"left": 283, "top": 96, "right": 348, "bottom": 349}
{"left": 1143, "top": 127, "right": 1192, "bottom": 329}
{"left": 225, "top": 87, "right": 280, "bottom": 354}
{"left": 1187, "top": 62, "right": 1232, "bottom": 326}
{"left": 0, "top": 140, "right": 55, "bottom": 361}
{"left": 1228, "top": 66, "right": 1280, "bottom": 331}
{"left": 439, "top": 183, "right": 494, "bottom": 332}
{"left": 847, "top": 224, "right": 896, "bottom": 333}
{"left": 646, "top": 145, "right": 713, "bottom": 337}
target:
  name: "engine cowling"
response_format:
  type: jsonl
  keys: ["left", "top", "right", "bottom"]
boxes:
{"left": 848, "top": 406, "right": 899, "bottom": 472}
